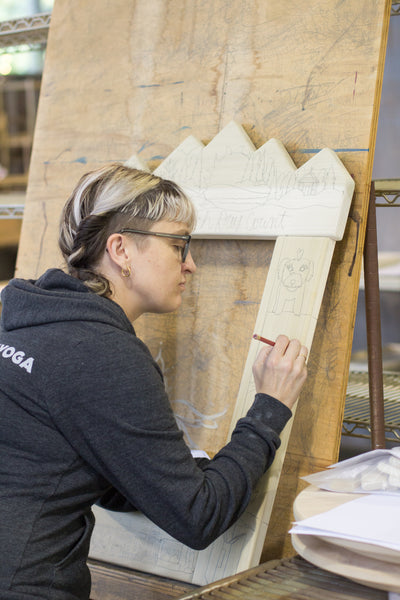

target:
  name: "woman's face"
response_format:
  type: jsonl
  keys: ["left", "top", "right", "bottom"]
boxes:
{"left": 127, "top": 219, "right": 196, "bottom": 317}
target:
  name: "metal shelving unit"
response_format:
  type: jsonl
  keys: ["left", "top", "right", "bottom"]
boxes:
{"left": 392, "top": 1, "right": 400, "bottom": 16}
{"left": 374, "top": 178, "right": 400, "bottom": 206}
{"left": 343, "top": 179, "right": 400, "bottom": 449}
{"left": 0, "top": 193, "right": 25, "bottom": 218}
{"left": 344, "top": 371, "right": 400, "bottom": 444}
{"left": 0, "top": 13, "right": 51, "bottom": 52}
{"left": 0, "top": 14, "right": 49, "bottom": 200}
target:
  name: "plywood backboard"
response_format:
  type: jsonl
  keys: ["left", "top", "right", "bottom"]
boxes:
{"left": 16, "top": 0, "right": 391, "bottom": 571}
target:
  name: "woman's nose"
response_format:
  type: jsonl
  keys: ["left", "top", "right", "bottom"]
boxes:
{"left": 183, "top": 251, "right": 196, "bottom": 273}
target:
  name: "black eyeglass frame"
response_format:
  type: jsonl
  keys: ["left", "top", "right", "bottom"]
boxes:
{"left": 118, "top": 228, "right": 192, "bottom": 262}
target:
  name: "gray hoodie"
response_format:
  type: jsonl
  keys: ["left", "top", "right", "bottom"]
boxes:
{"left": 0, "top": 268, "right": 291, "bottom": 600}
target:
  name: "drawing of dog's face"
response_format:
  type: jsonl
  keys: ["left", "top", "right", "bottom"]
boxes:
{"left": 278, "top": 250, "right": 314, "bottom": 291}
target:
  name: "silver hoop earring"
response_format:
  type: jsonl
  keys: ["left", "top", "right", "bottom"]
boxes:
{"left": 121, "top": 266, "right": 131, "bottom": 278}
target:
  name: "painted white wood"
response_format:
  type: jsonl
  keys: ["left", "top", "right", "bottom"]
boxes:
{"left": 151, "top": 121, "right": 355, "bottom": 241}
{"left": 124, "top": 153, "right": 149, "bottom": 171}
{"left": 90, "top": 124, "right": 354, "bottom": 584}
{"left": 193, "top": 235, "right": 335, "bottom": 583}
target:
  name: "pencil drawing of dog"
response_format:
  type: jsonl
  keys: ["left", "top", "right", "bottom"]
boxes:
{"left": 272, "top": 249, "right": 314, "bottom": 315}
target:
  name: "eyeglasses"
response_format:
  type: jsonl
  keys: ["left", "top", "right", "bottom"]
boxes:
{"left": 118, "top": 228, "right": 192, "bottom": 263}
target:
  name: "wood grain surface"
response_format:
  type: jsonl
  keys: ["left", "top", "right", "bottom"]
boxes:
{"left": 16, "top": 0, "right": 391, "bottom": 577}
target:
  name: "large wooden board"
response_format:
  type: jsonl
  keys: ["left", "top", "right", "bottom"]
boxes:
{"left": 16, "top": 0, "right": 391, "bottom": 577}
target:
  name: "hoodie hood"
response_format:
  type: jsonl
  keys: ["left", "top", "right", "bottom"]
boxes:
{"left": 0, "top": 268, "right": 134, "bottom": 334}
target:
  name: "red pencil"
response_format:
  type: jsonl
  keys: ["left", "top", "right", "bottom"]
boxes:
{"left": 252, "top": 334, "right": 275, "bottom": 346}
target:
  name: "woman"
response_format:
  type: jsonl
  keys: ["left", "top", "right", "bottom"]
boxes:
{"left": 0, "top": 163, "right": 308, "bottom": 600}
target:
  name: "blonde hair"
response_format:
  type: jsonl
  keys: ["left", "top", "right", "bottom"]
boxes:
{"left": 59, "top": 163, "right": 196, "bottom": 296}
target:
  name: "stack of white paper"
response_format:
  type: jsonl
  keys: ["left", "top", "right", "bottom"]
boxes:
{"left": 290, "top": 493, "right": 400, "bottom": 552}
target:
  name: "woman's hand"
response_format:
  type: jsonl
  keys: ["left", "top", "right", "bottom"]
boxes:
{"left": 252, "top": 334, "right": 308, "bottom": 410}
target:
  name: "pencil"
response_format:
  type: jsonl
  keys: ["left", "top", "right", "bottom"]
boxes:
{"left": 252, "top": 334, "right": 275, "bottom": 346}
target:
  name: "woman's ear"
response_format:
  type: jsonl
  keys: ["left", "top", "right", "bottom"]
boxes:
{"left": 105, "top": 233, "right": 131, "bottom": 269}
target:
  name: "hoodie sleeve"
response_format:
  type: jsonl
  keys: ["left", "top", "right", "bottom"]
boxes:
{"left": 49, "top": 333, "right": 292, "bottom": 551}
